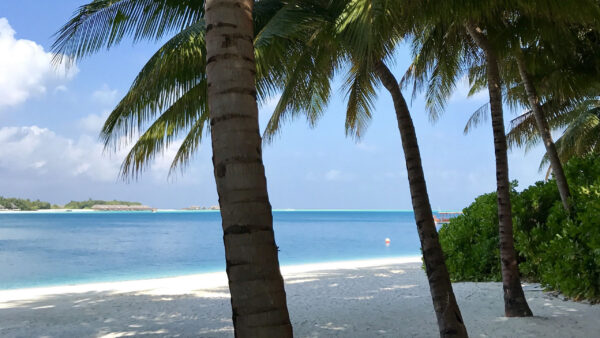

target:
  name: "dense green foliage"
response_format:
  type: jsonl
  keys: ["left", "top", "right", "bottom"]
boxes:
{"left": 438, "top": 191, "right": 503, "bottom": 282}
{"left": 64, "top": 199, "right": 142, "bottom": 209}
{"left": 439, "top": 155, "right": 600, "bottom": 302}
{"left": 0, "top": 197, "right": 53, "bottom": 211}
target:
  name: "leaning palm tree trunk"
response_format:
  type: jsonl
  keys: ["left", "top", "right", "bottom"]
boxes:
{"left": 465, "top": 23, "right": 533, "bottom": 317}
{"left": 515, "top": 52, "right": 571, "bottom": 211}
{"left": 376, "top": 61, "right": 468, "bottom": 338}
{"left": 205, "top": 0, "right": 293, "bottom": 336}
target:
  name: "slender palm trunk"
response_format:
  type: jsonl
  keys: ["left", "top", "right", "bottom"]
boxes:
{"left": 205, "top": 0, "right": 293, "bottom": 336}
{"left": 376, "top": 61, "right": 468, "bottom": 338}
{"left": 465, "top": 23, "right": 533, "bottom": 317}
{"left": 515, "top": 52, "right": 571, "bottom": 211}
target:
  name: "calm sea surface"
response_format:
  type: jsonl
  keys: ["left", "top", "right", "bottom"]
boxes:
{"left": 0, "top": 211, "right": 422, "bottom": 289}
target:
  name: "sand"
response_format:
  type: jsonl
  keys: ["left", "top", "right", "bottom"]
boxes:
{"left": 0, "top": 256, "right": 598, "bottom": 337}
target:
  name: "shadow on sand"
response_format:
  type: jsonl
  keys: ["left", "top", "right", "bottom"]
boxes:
{"left": 1, "top": 263, "right": 599, "bottom": 337}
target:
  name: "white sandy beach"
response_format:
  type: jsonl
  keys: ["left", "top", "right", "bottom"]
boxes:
{"left": 0, "top": 256, "right": 598, "bottom": 337}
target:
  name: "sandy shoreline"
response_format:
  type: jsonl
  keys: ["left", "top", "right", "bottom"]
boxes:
{"left": 1, "top": 256, "right": 598, "bottom": 337}
{"left": 0, "top": 256, "right": 421, "bottom": 303}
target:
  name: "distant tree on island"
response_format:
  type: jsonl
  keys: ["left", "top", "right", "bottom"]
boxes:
{"left": 0, "top": 197, "right": 52, "bottom": 211}
{"left": 64, "top": 199, "right": 142, "bottom": 210}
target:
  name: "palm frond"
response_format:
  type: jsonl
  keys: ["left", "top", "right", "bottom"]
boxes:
{"left": 263, "top": 39, "right": 339, "bottom": 142}
{"left": 119, "top": 81, "right": 208, "bottom": 179}
{"left": 343, "top": 62, "right": 377, "bottom": 139}
{"left": 463, "top": 102, "right": 490, "bottom": 134}
{"left": 169, "top": 112, "right": 210, "bottom": 176}
{"left": 52, "top": 0, "right": 204, "bottom": 63}
{"left": 101, "top": 21, "right": 206, "bottom": 150}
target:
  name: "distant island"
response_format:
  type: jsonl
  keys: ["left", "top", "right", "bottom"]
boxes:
{"left": 63, "top": 199, "right": 143, "bottom": 210}
{"left": 0, "top": 197, "right": 145, "bottom": 211}
{"left": 0, "top": 197, "right": 53, "bottom": 211}
{"left": 0, "top": 197, "right": 222, "bottom": 212}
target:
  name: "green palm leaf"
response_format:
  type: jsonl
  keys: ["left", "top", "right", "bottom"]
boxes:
{"left": 53, "top": 0, "right": 204, "bottom": 63}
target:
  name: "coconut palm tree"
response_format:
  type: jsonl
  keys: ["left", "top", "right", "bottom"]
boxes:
{"left": 262, "top": 2, "right": 468, "bottom": 336}
{"left": 53, "top": 1, "right": 293, "bottom": 335}
{"left": 401, "top": 1, "right": 534, "bottom": 316}
{"left": 203, "top": 1, "right": 293, "bottom": 335}
{"left": 514, "top": 50, "right": 571, "bottom": 210}
{"left": 401, "top": 6, "right": 533, "bottom": 315}
{"left": 464, "top": 22, "right": 533, "bottom": 317}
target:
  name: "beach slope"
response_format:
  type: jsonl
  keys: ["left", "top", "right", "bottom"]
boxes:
{"left": 0, "top": 257, "right": 598, "bottom": 337}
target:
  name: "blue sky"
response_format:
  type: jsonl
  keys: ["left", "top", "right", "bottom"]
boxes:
{"left": 0, "top": 1, "right": 547, "bottom": 209}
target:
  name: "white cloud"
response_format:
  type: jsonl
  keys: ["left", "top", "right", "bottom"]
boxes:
{"left": 92, "top": 84, "right": 118, "bottom": 105}
{"left": 0, "top": 18, "right": 77, "bottom": 109}
{"left": 78, "top": 111, "right": 110, "bottom": 134}
{"left": 0, "top": 125, "right": 198, "bottom": 185}
{"left": 0, "top": 126, "right": 120, "bottom": 181}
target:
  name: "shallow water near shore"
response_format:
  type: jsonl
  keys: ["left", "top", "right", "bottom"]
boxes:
{"left": 0, "top": 211, "right": 423, "bottom": 289}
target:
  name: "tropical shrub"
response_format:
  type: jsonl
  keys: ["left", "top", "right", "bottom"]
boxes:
{"left": 517, "top": 155, "right": 600, "bottom": 301}
{"left": 513, "top": 180, "right": 560, "bottom": 278}
{"left": 439, "top": 155, "right": 600, "bottom": 302}
{"left": 438, "top": 191, "right": 502, "bottom": 282}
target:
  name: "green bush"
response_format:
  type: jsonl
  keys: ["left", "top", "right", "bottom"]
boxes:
{"left": 513, "top": 181, "right": 561, "bottom": 278}
{"left": 438, "top": 191, "right": 501, "bottom": 282}
{"left": 517, "top": 156, "right": 600, "bottom": 301}
{"left": 439, "top": 155, "right": 600, "bottom": 302}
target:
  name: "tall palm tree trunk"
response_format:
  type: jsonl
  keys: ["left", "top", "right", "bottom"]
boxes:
{"left": 515, "top": 52, "right": 571, "bottom": 211}
{"left": 376, "top": 61, "right": 468, "bottom": 338}
{"left": 205, "top": 0, "right": 293, "bottom": 336}
{"left": 465, "top": 23, "right": 533, "bottom": 317}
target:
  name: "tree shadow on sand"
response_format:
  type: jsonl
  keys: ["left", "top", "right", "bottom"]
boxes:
{"left": 1, "top": 263, "right": 598, "bottom": 337}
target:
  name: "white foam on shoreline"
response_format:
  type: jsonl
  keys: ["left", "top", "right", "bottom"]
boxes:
{"left": 0, "top": 256, "right": 421, "bottom": 303}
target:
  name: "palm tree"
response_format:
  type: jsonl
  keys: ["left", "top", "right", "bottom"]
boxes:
{"left": 464, "top": 22, "right": 533, "bottom": 317}
{"left": 53, "top": 1, "right": 293, "bottom": 335}
{"left": 400, "top": 1, "right": 534, "bottom": 315}
{"left": 262, "top": 2, "right": 468, "bottom": 336}
{"left": 514, "top": 50, "right": 571, "bottom": 210}
{"left": 400, "top": 4, "right": 533, "bottom": 315}
{"left": 204, "top": 1, "right": 292, "bottom": 335}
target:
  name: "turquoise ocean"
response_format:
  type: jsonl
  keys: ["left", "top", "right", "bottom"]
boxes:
{"left": 0, "top": 211, "right": 423, "bottom": 289}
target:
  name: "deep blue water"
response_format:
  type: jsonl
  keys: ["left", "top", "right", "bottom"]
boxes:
{"left": 0, "top": 211, "right": 421, "bottom": 289}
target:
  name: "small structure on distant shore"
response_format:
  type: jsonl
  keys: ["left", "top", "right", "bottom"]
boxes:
{"left": 0, "top": 204, "right": 20, "bottom": 211}
{"left": 182, "top": 205, "right": 220, "bottom": 211}
{"left": 91, "top": 205, "right": 153, "bottom": 211}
